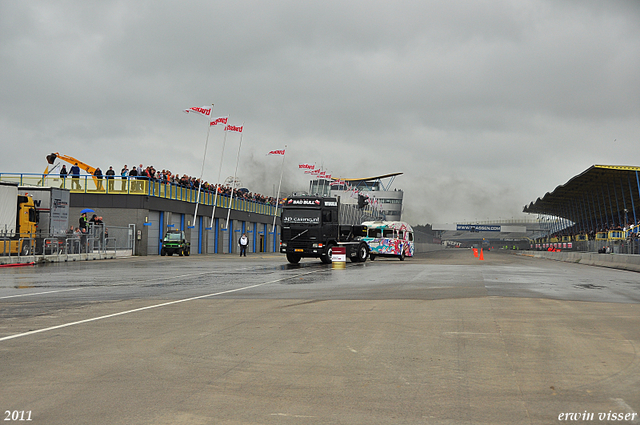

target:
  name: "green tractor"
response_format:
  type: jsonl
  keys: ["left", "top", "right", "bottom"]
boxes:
{"left": 161, "top": 230, "right": 190, "bottom": 256}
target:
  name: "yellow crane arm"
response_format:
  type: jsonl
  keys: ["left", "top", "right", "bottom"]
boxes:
{"left": 46, "top": 153, "right": 97, "bottom": 175}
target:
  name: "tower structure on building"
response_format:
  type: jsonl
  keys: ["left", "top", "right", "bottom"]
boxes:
{"left": 308, "top": 172, "right": 404, "bottom": 221}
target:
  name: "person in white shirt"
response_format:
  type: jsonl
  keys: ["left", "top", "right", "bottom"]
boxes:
{"left": 238, "top": 233, "right": 248, "bottom": 257}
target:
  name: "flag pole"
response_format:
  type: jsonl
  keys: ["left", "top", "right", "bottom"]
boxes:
{"left": 225, "top": 122, "right": 244, "bottom": 229}
{"left": 211, "top": 117, "right": 229, "bottom": 228}
{"left": 193, "top": 103, "right": 214, "bottom": 226}
{"left": 272, "top": 145, "right": 287, "bottom": 233}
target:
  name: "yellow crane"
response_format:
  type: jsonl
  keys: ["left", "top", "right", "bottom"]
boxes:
{"left": 44, "top": 153, "right": 99, "bottom": 189}
{"left": 45, "top": 153, "right": 97, "bottom": 175}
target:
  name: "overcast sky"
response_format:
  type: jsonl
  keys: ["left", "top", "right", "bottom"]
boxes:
{"left": 1, "top": 1, "right": 639, "bottom": 224}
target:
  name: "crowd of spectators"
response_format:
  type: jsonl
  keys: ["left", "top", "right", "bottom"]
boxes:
{"left": 548, "top": 220, "right": 640, "bottom": 241}
{"left": 93, "top": 164, "right": 281, "bottom": 207}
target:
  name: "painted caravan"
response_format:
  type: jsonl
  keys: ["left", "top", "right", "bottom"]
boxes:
{"left": 361, "top": 221, "right": 414, "bottom": 261}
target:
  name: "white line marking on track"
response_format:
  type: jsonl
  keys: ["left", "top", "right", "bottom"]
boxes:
{"left": 0, "top": 271, "right": 214, "bottom": 300}
{"left": 270, "top": 413, "right": 316, "bottom": 418}
{"left": 0, "top": 270, "right": 320, "bottom": 343}
{"left": 0, "top": 287, "right": 85, "bottom": 299}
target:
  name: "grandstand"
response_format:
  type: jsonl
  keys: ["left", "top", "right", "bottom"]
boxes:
{"left": 523, "top": 165, "right": 640, "bottom": 254}
{"left": 432, "top": 219, "right": 547, "bottom": 248}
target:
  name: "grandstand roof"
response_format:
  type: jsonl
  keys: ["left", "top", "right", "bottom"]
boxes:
{"left": 523, "top": 165, "right": 640, "bottom": 225}
{"left": 338, "top": 172, "right": 403, "bottom": 183}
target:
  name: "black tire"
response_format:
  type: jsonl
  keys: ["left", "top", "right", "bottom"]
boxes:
{"left": 286, "top": 253, "right": 301, "bottom": 264}
{"left": 185, "top": 247, "right": 190, "bottom": 256}
{"left": 161, "top": 248, "right": 166, "bottom": 256}
{"left": 320, "top": 244, "right": 334, "bottom": 264}
{"left": 399, "top": 250, "right": 405, "bottom": 261}
{"left": 369, "top": 254, "right": 376, "bottom": 261}
{"left": 351, "top": 243, "right": 368, "bottom": 262}
{"left": 178, "top": 248, "right": 184, "bottom": 256}
{"left": 21, "top": 244, "right": 31, "bottom": 256}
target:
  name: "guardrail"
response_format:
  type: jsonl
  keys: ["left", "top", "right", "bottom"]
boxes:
{"left": 0, "top": 173, "right": 281, "bottom": 217}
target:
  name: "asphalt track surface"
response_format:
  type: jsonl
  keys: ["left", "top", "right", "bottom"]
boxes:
{"left": 0, "top": 250, "right": 639, "bottom": 425}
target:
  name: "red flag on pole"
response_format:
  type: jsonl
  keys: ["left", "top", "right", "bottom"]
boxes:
{"left": 210, "top": 116, "right": 228, "bottom": 126}
{"left": 225, "top": 124, "right": 243, "bottom": 132}
{"left": 183, "top": 106, "right": 212, "bottom": 116}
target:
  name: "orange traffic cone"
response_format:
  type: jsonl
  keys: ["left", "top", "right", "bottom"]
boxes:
{"left": 479, "top": 248, "right": 484, "bottom": 261}
{"left": 473, "top": 248, "right": 478, "bottom": 257}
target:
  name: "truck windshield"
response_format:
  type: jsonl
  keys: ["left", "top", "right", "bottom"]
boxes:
{"left": 282, "top": 209, "right": 321, "bottom": 225}
{"left": 165, "top": 233, "right": 182, "bottom": 241}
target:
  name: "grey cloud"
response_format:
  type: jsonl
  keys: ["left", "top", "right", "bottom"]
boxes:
{"left": 1, "top": 0, "right": 639, "bottom": 223}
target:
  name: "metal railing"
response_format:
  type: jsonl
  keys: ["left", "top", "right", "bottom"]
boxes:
{"left": 0, "top": 236, "right": 35, "bottom": 257}
{"left": 531, "top": 238, "right": 640, "bottom": 255}
{"left": 0, "top": 224, "right": 134, "bottom": 262}
{"left": 1, "top": 173, "right": 281, "bottom": 217}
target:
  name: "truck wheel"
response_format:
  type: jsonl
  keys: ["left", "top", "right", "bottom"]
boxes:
{"left": 399, "top": 250, "right": 405, "bottom": 261}
{"left": 178, "top": 249, "right": 184, "bottom": 256}
{"left": 286, "top": 253, "right": 301, "bottom": 264}
{"left": 161, "top": 248, "right": 166, "bottom": 256}
{"left": 352, "top": 243, "right": 368, "bottom": 262}
{"left": 185, "top": 248, "right": 190, "bottom": 256}
{"left": 320, "top": 244, "right": 334, "bottom": 264}
{"left": 21, "top": 244, "right": 31, "bottom": 256}
{"left": 369, "top": 254, "right": 376, "bottom": 261}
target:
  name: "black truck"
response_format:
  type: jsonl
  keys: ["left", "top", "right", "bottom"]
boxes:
{"left": 280, "top": 196, "right": 369, "bottom": 264}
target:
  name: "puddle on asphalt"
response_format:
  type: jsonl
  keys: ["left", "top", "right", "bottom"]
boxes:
{"left": 574, "top": 283, "right": 605, "bottom": 290}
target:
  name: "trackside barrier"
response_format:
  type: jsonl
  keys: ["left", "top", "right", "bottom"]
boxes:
{"left": 104, "top": 237, "right": 117, "bottom": 256}
{"left": 43, "top": 238, "right": 62, "bottom": 258}
{"left": 0, "top": 237, "right": 10, "bottom": 256}
{"left": 518, "top": 250, "right": 640, "bottom": 273}
{"left": 531, "top": 238, "right": 640, "bottom": 255}
{"left": 0, "top": 237, "right": 35, "bottom": 257}
{"left": 65, "top": 237, "right": 81, "bottom": 258}
{"left": 0, "top": 236, "right": 125, "bottom": 265}
{"left": 331, "top": 247, "right": 346, "bottom": 269}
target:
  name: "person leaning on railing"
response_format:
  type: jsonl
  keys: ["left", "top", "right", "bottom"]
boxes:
{"left": 120, "top": 165, "right": 128, "bottom": 190}
{"left": 60, "top": 165, "right": 67, "bottom": 188}
{"left": 105, "top": 166, "right": 115, "bottom": 191}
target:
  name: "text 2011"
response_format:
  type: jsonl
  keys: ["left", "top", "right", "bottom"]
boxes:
{"left": 4, "top": 411, "right": 32, "bottom": 421}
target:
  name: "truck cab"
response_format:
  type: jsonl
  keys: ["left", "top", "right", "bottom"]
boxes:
{"left": 280, "top": 196, "right": 368, "bottom": 264}
{"left": 0, "top": 183, "right": 38, "bottom": 256}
